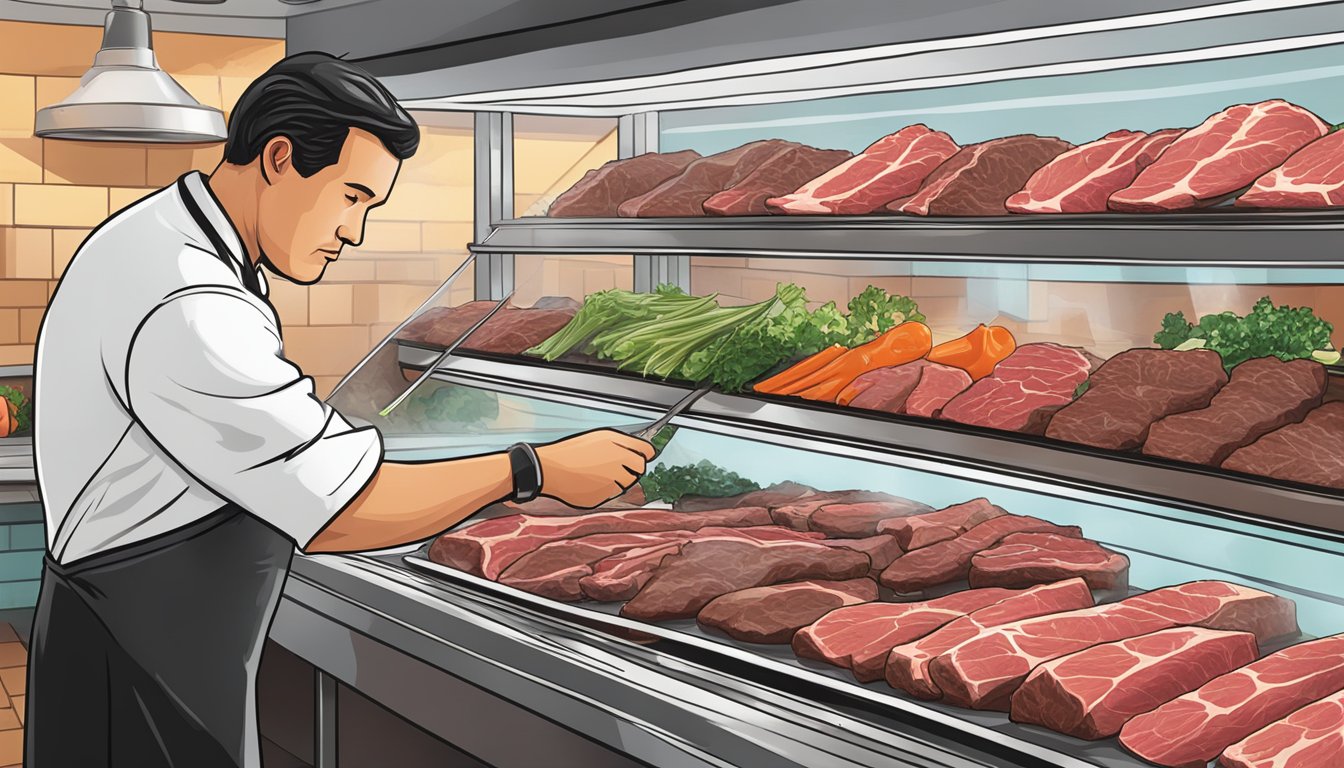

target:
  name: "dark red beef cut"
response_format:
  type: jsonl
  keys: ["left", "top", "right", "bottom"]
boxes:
{"left": 499, "top": 530, "right": 696, "bottom": 601}
{"left": 703, "top": 145, "right": 853, "bottom": 216}
{"left": 1238, "top": 129, "right": 1344, "bottom": 209}
{"left": 904, "top": 363, "right": 974, "bottom": 417}
{"left": 876, "top": 497, "right": 1008, "bottom": 551}
{"left": 618, "top": 140, "right": 797, "bottom": 217}
{"left": 807, "top": 499, "right": 936, "bottom": 538}
{"left": 930, "top": 581, "right": 1298, "bottom": 711}
{"left": 1220, "top": 687, "right": 1344, "bottom": 768}
{"left": 548, "top": 150, "right": 702, "bottom": 216}
{"left": 792, "top": 588, "right": 1017, "bottom": 683}
{"left": 879, "top": 515, "right": 1083, "bottom": 593}
{"left": 1120, "top": 634, "right": 1344, "bottom": 768}
{"left": 821, "top": 535, "right": 904, "bottom": 577}
{"left": 499, "top": 484, "right": 647, "bottom": 517}
{"left": 1110, "top": 100, "right": 1328, "bottom": 212}
{"left": 766, "top": 125, "right": 959, "bottom": 214}
{"left": 1011, "top": 627, "right": 1259, "bottom": 740}
{"left": 579, "top": 526, "right": 825, "bottom": 602}
{"left": 1222, "top": 401, "right": 1344, "bottom": 489}
{"left": 842, "top": 360, "right": 971, "bottom": 417}
{"left": 674, "top": 481, "right": 817, "bottom": 512}
{"left": 769, "top": 489, "right": 906, "bottom": 531}
{"left": 886, "top": 579, "right": 1095, "bottom": 700}
{"left": 396, "top": 302, "right": 579, "bottom": 356}
{"left": 1144, "top": 357, "right": 1326, "bottom": 466}
{"left": 1046, "top": 348, "right": 1228, "bottom": 451}
{"left": 938, "top": 343, "right": 1095, "bottom": 432}
{"left": 890, "top": 135, "right": 1074, "bottom": 216}
{"left": 1006, "top": 129, "right": 1182, "bottom": 213}
{"left": 428, "top": 506, "right": 771, "bottom": 580}
{"left": 697, "top": 578, "right": 877, "bottom": 644}
{"left": 969, "top": 532, "right": 1130, "bottom": 592}
{"left": 620, "top": 537, "right": 870, "bottom": 622}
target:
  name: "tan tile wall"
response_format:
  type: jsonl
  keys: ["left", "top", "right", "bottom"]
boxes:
{"left": 0, "top": 20, "right": 284, "bottom": 368}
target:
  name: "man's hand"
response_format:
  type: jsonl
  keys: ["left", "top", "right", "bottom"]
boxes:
{"left": 535, "top": 429, "right": 656, "bottom": 509}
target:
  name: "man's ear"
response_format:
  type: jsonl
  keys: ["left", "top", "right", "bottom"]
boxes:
{"left": 260, "top": 136, "right": 293, "bottom": 184}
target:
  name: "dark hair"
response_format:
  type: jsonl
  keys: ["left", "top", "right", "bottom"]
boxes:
{"left": 224, "top": 52, "right": 419, "bottom": 176}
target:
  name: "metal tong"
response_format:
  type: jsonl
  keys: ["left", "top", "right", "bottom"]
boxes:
{"left": 625, "top": 383, "right": 712, "bottom": 454}
{"left": 378, "top": 291, "right": 515, "bottom": 417}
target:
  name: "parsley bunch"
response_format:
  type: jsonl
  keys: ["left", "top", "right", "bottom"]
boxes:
{"left": 639, "top": 460, "right": 761, "bottom": 504}
{"left": 1152, "top": 297, "right": 1334, "bottom": 369}
{"left": 0, "top": 386, "right": 32, "bottom": 434}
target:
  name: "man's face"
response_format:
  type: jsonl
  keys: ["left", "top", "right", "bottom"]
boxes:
{"left": 256, "top": 127, "right": 401, "bottom": 284}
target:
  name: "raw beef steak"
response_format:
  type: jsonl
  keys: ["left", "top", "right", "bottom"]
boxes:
{"left": 1144, "top": 357, "right": 1326, "bottom": 466}
{"left": 618, "top": 140, "right": 796, "bottom": 217}
{"left": 1006, "top": 129, "right": 1182, "bottom": 213}
{"left": 929, "top": 581, "right": 1298, "bottom": 711}
{"left": 1221, "top": 401, "right": 1344, "bottom": 489}
{"left": 822, "top": 535, "right": 905, "bottom": 577}
{"left": 808, "top": 499, "right": 936, "bottom": 538}
{"left": 969, "top": 532, "right": 1130, "bottom": 591}
{"left": 1220, "top": 687, "right": 1344, "bottom": 768}
{"left": 1046, "top": 348, "right": 1229, "bottom": 451}
{"left": 620, "top": 537, "right": 869, "bottom": 621}
{"left": 890, "top": 135, "right": 1074, "bottom": 216}
{"left": 938, "top": 344, "right": 1095, "bottom": 432}
{"left": 674, "top": 481, "right": 817, "bottom": 512}
{"left": 697, "top": 578, "right": 877, "bottom": 644}
{"left": 548, "top": 151, "right": 701, "bottom": 216}
{"left": 1011, "top": 627, "right": 1259, "bottom": 740}
{"left": 501, "top": 484, "right": 647, "bottom": 517}
{"left": 578, "top": 526, "right": 827, "bottom": 602}
{"left": 766, "top": 125, "right": 959, "bottom": 214}
{"left": 769, "top": 490, "right": 906, "bottom": 530}
{"left": 397, "top": 302, "right": 579, "bottom": 355}
{"left": 876, "top": 498, "right": 1008, "bottom": 551}
{"left": 428, "top": 506, "right": 771, "bottom": 580}
{"left": 886, "top": 579, "right": 1096, "bottom": 700}
{"left": 704, "top": 144, "right": 852, "bottom": 215}
{"left": 499, "top": 530, "right": 697, "bottom": 600}
{"left": 1238, "top": 129, "right": 1344, "bottom": 209}
{"left": 792, "top": 588, "right": 1016, "bottom": 682}
{"left": 879, "top": 514, "right": 1083, "bottom": 593}
{"left": 1120, "top": 634, "right": 1344, "bottom": 768}
{"left": 904, "top": 363, "right": 974, "bottom": 417}
{"left": 1109, "top": 100, "right": 1328, "bottom": 212}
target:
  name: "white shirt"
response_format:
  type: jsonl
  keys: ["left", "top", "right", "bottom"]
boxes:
{"left": 35, "top": 171, "right": 383, "bottom": 565}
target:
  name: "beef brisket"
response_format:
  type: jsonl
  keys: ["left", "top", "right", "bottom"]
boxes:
{"left": 876, "top": 498, "right": 1008, "bottom": 551}
{"left": 704, "top": 145, "right": 853, "bottom": 216}
{"left": 969, "top": 532, "right": 1130, "bottom": 592}
{"left": 1006, "top": 129, "right": 1182, "bottom": 213}
{"left": 879, "top": 514, "right": 1083, "bottom": 593}
{"left": 548, "top": 151, "right": 701, "bottom": 216}
{"left": 697, "top": 578, "right": 877, "bottom": 644}
{"left": 938, "top": 344, "right": 1094, "bottom": 432}
{"left": 890, "top": 135, "right": 1074, "bottom": 216}
{"left": 618, "top": 140, "right": 796, "bottom": 217}
{"left": 1221, "top": 401, "right": 1344, "bottom": 489}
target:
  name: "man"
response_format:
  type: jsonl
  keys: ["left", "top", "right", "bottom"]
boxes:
{"left": 27, "top": 52, "right": 654, "bottom": 766}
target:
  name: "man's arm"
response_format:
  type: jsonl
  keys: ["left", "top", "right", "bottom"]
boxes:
{"left": 305, "top": 429, "right": 655, "bottom": 554}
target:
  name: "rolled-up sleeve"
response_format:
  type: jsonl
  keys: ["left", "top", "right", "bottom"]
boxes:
{"left": 125, "top": 286, "right": 383, "bottom": 549}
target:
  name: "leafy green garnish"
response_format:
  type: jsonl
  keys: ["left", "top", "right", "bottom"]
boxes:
{"left": 846, "top": 285, "right": 926, "bottom": 345}
{"left": 1152, "top": 297, "right": 1334, "bottom": 370}
{"left": 639, "top": 459, "right": 761, "bottom": 504}
{"left": 415, "top": 385, "right": 498, "bottom": 425}
{"left": 0, "top": 386, "right": 32, "bottom": 433}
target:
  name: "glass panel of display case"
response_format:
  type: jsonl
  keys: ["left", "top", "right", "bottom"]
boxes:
{"left": 512, "top": 115, "right": 619, "bottom": 217}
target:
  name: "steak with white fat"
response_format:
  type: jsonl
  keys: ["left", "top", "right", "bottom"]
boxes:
{"left": 1006, "top": 129, "right": 1182, "bottom": 213}
{"left": 938, "top": 344, "right": 1094, "bottom": 432}
{"left": 1011, "top": 627, "right": 1259, "bottom": 740}
{"left": 1220, "top": 686, "right": 1344, "bottom": 768}
{"left": 969, "top": 532, "right": 1130, "bottom": 591}
{"left": 929, "top": 581, "right": 1298, "bottom": 711}
{"left": 1237, "top": 128, "right": 1344, "bottom": 209}
{"left": 1109, "top": 100, "right": 1327, "bottom": 212}
{"left": 879, "top": 514, "right": 1083, "bottom": 593}
{"left": 876, "top": 498, "right": 1007, "bottom": 551}
{"left": 890, "top": 135, "right": 1073, "bottom": 216}
{"left": 1121, "top": 634, "right": 1344, "bottom": 768}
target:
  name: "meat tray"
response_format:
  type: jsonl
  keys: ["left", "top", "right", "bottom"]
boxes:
{"left": 399, "top": 551, "right": 1312, "bottom": 768}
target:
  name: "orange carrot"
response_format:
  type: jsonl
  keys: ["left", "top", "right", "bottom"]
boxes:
{"left": 754, "top": 344, "right": 846, "bottom": 394}
{"left": 927, "top": 324, "right": 1017, "bottom": 380}
{"left": 779, "top": 322, "right": 933, "bottom": 397}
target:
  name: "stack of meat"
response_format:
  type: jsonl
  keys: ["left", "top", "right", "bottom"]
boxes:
{"left": 427, "top": 482, "right": 1340, "bottom": 767}
{"left": 544, "top": 99, "right": 1343, "bottom": 216}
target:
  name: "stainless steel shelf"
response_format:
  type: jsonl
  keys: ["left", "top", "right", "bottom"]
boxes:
{"left": 399, "top": 346, "right": 1344, "bottom": 539}
{"left": 471, "top": 214, "right": 1344, "bottom": 266}
{"left": 276, "top": 552, "right": 1064, "bottom": 768}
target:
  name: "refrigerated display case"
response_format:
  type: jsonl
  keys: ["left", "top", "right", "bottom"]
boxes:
{"left": 273, "top": 5, "right": 1344, "bottom": 767}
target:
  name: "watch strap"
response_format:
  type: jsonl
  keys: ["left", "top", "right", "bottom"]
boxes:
{"left": 507, "top": 443, "right": 542, "bottom": 502}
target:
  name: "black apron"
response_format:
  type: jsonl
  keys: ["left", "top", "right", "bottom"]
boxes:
{"left": 25, "top": 504, "right": 294, "bottom": 767}
{"left": 26, "top": 174, "right": 292, "bottom": 767}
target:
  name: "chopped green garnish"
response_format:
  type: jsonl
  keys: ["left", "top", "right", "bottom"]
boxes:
{"left": 1152, "top": 297, "right": 1334, "bottom": 370}
{"left": 639, "top": 460, "right": 761, "bottom": 504}
{"left": 0, "top": 386, "right": 32, "bottom": 433}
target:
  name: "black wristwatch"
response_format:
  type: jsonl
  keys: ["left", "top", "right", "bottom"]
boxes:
{"left": 507, "top": 442, "right": 542, "bottom": 502}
